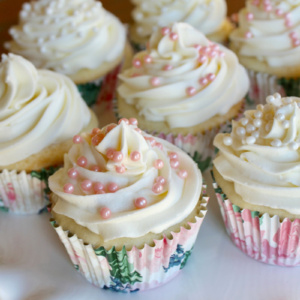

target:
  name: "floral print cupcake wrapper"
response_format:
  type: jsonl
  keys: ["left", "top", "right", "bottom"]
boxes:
{"left": 77, "top": 63, "right": 122, "bottom": 108}
{"left": 212, "top": 178, "right": 300, "bottom": 267}
{"left": 0, "top": 168, "right": 57, "bottom": 214}
{"left": 50, "top": 186, "right": 208, "bottom": 293}
{"left": 246, "top": 69, "right": 300, "bottom": 106}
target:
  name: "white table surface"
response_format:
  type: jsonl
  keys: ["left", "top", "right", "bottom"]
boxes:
{"left": 1, "top": 172, "right": 300, "bottom": 300}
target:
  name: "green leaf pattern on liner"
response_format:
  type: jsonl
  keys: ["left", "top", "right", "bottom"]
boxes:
{"left": 192, "top": 151, "right": 212, "bottom": 172}
{"left": 277, "top": 77, "right": 300, "bottom": 97}
{"left": 77, "top": 81, "right": 102, "bottom": 107}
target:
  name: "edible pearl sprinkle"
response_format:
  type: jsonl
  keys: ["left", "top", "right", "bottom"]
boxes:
{"left": 289, "top": 142, "right": 299, "bottom": 151}
{"left": 236, "top": 127, "right": 246, "bottom": 136}
{"left": 223, "top": 136, "right": 233, "bottom": 146}
{"left": 271, "top": 139, "right": 282, "bottom": 147}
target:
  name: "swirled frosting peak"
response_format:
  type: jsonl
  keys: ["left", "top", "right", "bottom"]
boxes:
{"left": 0, "top": 53, "right": 91, "bottom": 166}
{"left": 5, "top": 0, "right": 126, "bottom": 76}
{"left": 214, "top": 93, "right": 300, "bottom": 215}
{"left": 230, "top": 0, "right": 300, "bottom": 67}
{"left": 49, "top": 118, "right": 202, "bottom": 241}
{"left": 131, "top": 0, "right": 227, "bottom": 39}
{"left": 118, "top": 22, "right": 249, "bottom": 128}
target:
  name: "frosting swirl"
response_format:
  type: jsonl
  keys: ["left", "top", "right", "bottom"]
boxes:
{"left": 131, "top": 0, "right": 227, "bottom": 40}
{"left": 118, "top": 23, "right": 249, "bottom": 128}
{"left": 5, "top": 0, "right": 126, "bottom": 76}
{"left": 49, "top": 119, "right": 202, "bottom": 241}
{"left": 230, "top": 0, "right": 300, "bottom": 68}
{"left": 0, "top": 53, "right": 91, "bottom": 166}
{"left": 214, "top": 93, "right": 300, "bottom": 215}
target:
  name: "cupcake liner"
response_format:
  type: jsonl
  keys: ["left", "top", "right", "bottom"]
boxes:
{"left": 114, "top": 100, "right": 244, "bottom": 172}
{"left": 0, "top": 168, "right": 55, "bottom": 214}
{"left": 246, "top": 69, "right": 300, "bottom": 106}
{"left": 212, "top": 176, "right": 300, "bottom": 266}
{"left": 77, "top": 63, "right": 122, "bottom": 108}
{"left": 50, "top": 185, "right": 209, "bottom": 293}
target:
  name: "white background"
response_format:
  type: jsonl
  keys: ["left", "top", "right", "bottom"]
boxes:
{"left": 1, "top": 173, "right": 300, "bottom": 300}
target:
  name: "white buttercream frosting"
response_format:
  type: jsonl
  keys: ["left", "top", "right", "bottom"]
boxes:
{"left": 5, "top": 0, "right": 126, "bottom": 76}
{"left": 214, "top": 93, "right": 300, "bottom": 215}
{"left": 0, "top": 53, "right": 91, "bottom": 166}
{"left": 131, "top": 0, "right": 227, "bottom": 39}
{"left": 230, "top": 0, "right": 300, "bottom": 67}
{"left": 49, "top": 120, "right": 202, "bottom": 241}
{"left": 118, "top": 23, "right": 249, "bottom": 128}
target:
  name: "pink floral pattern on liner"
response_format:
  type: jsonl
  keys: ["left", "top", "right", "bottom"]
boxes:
{"left": 50, "top": 189, "right": 209, "bottom": 292}
{"left": 215, "top": 181, "right": 300, "bottom": 266}
{"left": 0, "top": 169, "right": 47, "bottom": 214}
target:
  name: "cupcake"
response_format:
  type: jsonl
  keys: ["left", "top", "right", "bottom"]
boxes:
{"left": 117, "top": 22, "right": 249, "bottom": 171}
{"left": 130, "top": 0, "right": 233, "bottom": 51}
{"left": 48, "top": 118, "right": 208, "bottom": 292}
{"left": 230, "top": 0, "right": 300, "bottom": 104}
{"left": 0, "top": 53, "right": 98, "bottom": 214}
{"left": 5, "top": 0, "right": 132, "bottom": 107}
{"left": 213, "top": 93, "right": 300, "bottom": 266}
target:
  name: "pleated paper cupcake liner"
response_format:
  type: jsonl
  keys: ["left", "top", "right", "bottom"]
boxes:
{"left": 50, "top": 186, "right": 209, "bottom": 293}
{"left": 212, "top": 178, "right": 300, "bottom": 266}
{"left": 246, "top": 69, "right": 300, "bottom": 106}
{"left": 114, "top": 100, "right": 244, "bottom": 172}
{"left": 0, "top": 169, "right": 52, "bottom": 214}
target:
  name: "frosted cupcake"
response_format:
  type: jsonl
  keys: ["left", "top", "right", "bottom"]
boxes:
{"left": 130, "top": 0, "right": 233, "bottom": 51}
{"left": 5, "top": 0, "right": 131, "bottom": 107}
{"left": 213, "top": 93, "right": 300, "bottom": 266}
{"left": 230, "top": 0, "right": 300, "bottom": 104}
{"left": 0, "top": 53, "right": 98, "bottom": 214}
{"left": 49, "top": 119, "right": 208, "bottom": 292}
{"left": 117, "top": 22, "right": 249, "bottom": 171}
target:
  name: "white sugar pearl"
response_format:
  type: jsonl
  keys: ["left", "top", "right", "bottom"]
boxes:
{"left": 23, "top": 3, "right": 31, "bottom": 11}
{"left": 240, "top": 118, "right": 249, "bottom": 126}
{"left": 49, "top": 34, "right": 56, "bottom": 40}
{"left": 135, "top": 12, "right": 143, "bottom": 20}
{"left": 251, "top": 131, "right": 260, "bottom": 139}
{"left": 276, "top": 113, "right": 285, "bottom": 121}
{"left": 266, "top": 95, "right": 275, "bottom": 103}
{"left": 271, "top": 139, "right": 282, "bottom": 147}
{"left": 46, "top": 7, "right": 53, "bottom": 15}
{"left": 289, "top": 142, "right": 299, "bottom": 151}
{"left": 282, "top": 120, "right": 290, "bottom": 128}
{"left": 246, "top": 136, "right": 256, "bottom": 145}
{"left": 274, "top": 92, "right": 281, "bottom": 100}
{"left": 40, "top": 46, "right": 46, "bottom": 53}
{"left": 256, "top": 104, "right": 264, "bottom": 111}
{"left": 20, "top": 11, "right": 28, "bottom": 18}
{"left": 37, "top": 37, "right": 44, "bottom": 44}
{"left": 236, "top": 127, "right": 246, "bottom": 136}
{"left": 246, "top": 124, "right": 255, "bottom": 133}
{"left": 253, "top": 119, "right": 262, "bottom": 127}
{"left": 254, "top": 110, "right": 263, "bottom": 118}
{"left": 223, "top": 136, "right": 233, "bottom": 146}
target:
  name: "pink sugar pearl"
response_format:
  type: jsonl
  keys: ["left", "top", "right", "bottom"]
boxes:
{"left": 170, "top": 32, "right": 178, "bottom": 41}
{"left": 199, "top": 77, "right": 208, "bottom": 86}
{"left": 90, "top": 165, "right": 101, "bottom": 172}
{"left": 152, "top": 183, "right": 163, "bottom": 194}
{"left": 93, "top": 182, "right": 104, "bottom": 193}
{"left": 206, "top": 73, "right": 216, "bottom": 81}
{"left": 246, "top": 12, "right": 254, "bottom": 21}
{"left": 63, "top": 183, "right": 74, "bottom": 194}
{"left": 91, "top": 134, "right": 102, "bottom": 146}
{"left": 170, "top": 159, "right": 179, "bottom": 169}
{"left": 198, "top": 55, "right": 207, "bottom": 64}
{"left": 134, "top": 197, "right": 147, "bottom": 209}
{"left": 115, "top": 164, "right": 126, "bottom": 173}
{"left": 150, "top": 77, "right": 160, "bottom": 86}
{"left": 91, "top": 128, "right": 101, "bottom": 136}
{"left": 161, "top": 27, "right": 170, "bottom": 35}
{"left": 99, "top": 207, "right": 111, "bottom": 219}
{"left": 106, "top": 124, "right": 116, "bottom": 133}
{"left": 145, "top": 137, "right": 156, "bottom": 146}
{"left": 106, "top": 148, "right": 115, "bottom": 160}
{"left": 73, "top": 135, "right": 82, "bottom": 144}
{"left": 107, "top": 182, "right": 119, "bottom": 193}
{"left": 118, "top": 118, "right": 129, "bottom": 125}
{"left": 129, "top": 118, "right": 138, "bottom": 125}
{"left": 81, "top": 179, "right": 92, "bottom": 191}
{"left": 163, "top": 64, "right": 173, "bottom": 71}
{"left": 155, "top": 176, "right": 166, "bottom": 185}
{"left": 68, "top": 168, "right": 78, "bottom": 179}
{"left": 155, "top": 142, "right": 163, "bottom": 150}
{"left": 135, "top": 127, "right": 142, "bottom": 134}
{"left": 77, "top": 156, "right": 87, "bottom": 167}
{"left": 244, "top": 31, "right": 253, "bottom": 39}
{"left": 186, "top": 87, "right": 196, "bottom": 97}
{"left": 178, "top": 169, "right": 188, "bottom": 179}
{"left": 144, "top": 55, "right": 152, "bottom": 64}
{"left": 130, "top": 151, "right": 141, "bottom": 161}
{"left": 113, "top": 151, "right": 123, "bottom": 162}
{"left": 133, "top": 58, "right": 142, "bottom": 68}
{"left": 169, "top": 152, "right": 178, "bottom": 160}
{"left": 153, "top": 159, "right": 164, "bottom": 169}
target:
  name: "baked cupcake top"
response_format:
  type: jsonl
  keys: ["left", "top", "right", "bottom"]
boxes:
{"left": 131, "top": 0, "right": 227, "bottom": 42}
{"left": 230, "top": 0, "right": 300, "bottom": 69}
{"left": 0, "top": 53, "right": 91, "bottom": 166}
{"left": 118, "top": 22, "right": 249, "bottom": 129}
{"left": 49, "top": 118, "right": 202, "bottom": 241}
{"left": 214, "top": 93, "right": 300, "bottom": 215}
{"left": 5, "top": 0, "right": 126, "bottom": 77}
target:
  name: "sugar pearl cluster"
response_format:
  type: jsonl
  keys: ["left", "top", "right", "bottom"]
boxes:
{"left": 223, "top": 93, "right": 300, "bottom": 149}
